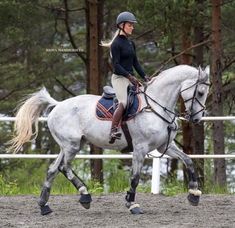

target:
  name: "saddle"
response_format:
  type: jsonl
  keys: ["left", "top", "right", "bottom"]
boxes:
{"left": 96, "top": 85, "right": 141, "bottom": 152}
{"left": 96, "top": 85, "right": 141, "bottom": 121}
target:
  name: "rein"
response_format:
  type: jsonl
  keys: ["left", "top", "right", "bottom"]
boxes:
{"left": 140, "top": 86, "right": 179, "bottom": 125}
{"left": 138, "top": 85, "right": 179, "bottom": 159}
{"left": 135, "top": 76, "right": 210, "bottom": 159}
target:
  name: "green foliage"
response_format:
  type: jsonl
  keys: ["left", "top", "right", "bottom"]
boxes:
{"left": 161, "top": 178, "right": 186, "bottom": 196}
{"left": 51, "top": 174, "right": 78, "bottom": 195}
{"left": 203, "top": 158, "right": 230, "bottom": 194}
{"left": 0, "top": 154, "right": 128, "bottom": 195}
{"left": 1, "top": 159, "right": 47, "bottom": 195}
{"left": 87, "top": 180, "right": 104, "bottom": 195}
{"left": 137, "top": 182, "right": 151, "bottom": 193}
{"left": 204, "top": 182, "right": 229, "bottom": 194}
{"left": 104, "top": 155, "right": 130, "bottom": 193}
{"left": 0, "top": 174, "right": 19, "bottom": 195}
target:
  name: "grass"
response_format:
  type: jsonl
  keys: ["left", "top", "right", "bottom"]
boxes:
{"left": 0, "top": 173, "right": 231, "bottom": 196}
{"left": 0, "top": 158, "right": 231, "bottom": 196}
{"left": 161, "top": 178, "right": 187, "bottom": 196}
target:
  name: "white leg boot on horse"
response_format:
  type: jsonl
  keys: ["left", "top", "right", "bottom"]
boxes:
{"left": 109, "top": 103, "right": 125, "bottom": 144}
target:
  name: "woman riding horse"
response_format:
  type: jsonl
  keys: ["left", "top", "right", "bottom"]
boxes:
{"left": 102, "top": 11, "right": 149, "bottom": 144}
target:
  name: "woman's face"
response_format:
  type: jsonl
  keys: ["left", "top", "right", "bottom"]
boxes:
{"left": 123, "top": 22, "right": 134, "bottom": 35}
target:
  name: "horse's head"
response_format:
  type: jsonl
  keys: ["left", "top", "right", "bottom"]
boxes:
{"left": 180, "top": 66, "right": 210, "bottom": 123}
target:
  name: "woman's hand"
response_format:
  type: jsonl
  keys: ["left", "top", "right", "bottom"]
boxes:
{"left": 144, "top": 76, "right": 151, "bottom": 82}
{"left": 127, "top": 75, "right": 141, "bottom": 86}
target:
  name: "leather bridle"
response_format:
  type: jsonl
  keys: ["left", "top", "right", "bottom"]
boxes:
{"left": 180, "top": 79, "right": 210, "bottom": 121}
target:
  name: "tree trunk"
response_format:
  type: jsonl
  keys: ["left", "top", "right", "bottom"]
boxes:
{"left": 192, "top": 0, "right": 205, "bottom": 188}
{"left": 86, "top": 0, "right": 104, "bottom": 183}
{"left": 211, "top": 0, "right": 226, "bottom": 187}
{"left": 180, "top": 11, "right": 193, "bottom": 184}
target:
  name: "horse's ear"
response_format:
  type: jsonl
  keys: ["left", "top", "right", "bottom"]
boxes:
{"left": 198, "top": 65, "right": 203, "bottom": 80}
{"left": 204, "top": 65, "right": 210, "bottom": 76}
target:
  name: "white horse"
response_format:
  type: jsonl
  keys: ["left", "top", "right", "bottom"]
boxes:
{"left": 9, "top": 65, "right": 210, "bottom": 215}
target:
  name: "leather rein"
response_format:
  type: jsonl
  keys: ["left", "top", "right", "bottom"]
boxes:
{"left": 135, "top": 77, "right": 210, "bottom": 159}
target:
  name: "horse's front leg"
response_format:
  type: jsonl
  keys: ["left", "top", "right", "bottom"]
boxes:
{"left": 125, "top": 147, "right": 146, "bottom": 214}
{"left": 165, "top": 142, "right": 201, "bottom": 206}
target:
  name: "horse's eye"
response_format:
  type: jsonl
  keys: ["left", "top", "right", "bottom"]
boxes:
{"left": 198, "top": 91, "right": 204, "bottom": 97}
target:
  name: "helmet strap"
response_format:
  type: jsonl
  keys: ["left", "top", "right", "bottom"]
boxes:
{"left": 118, "top": 22, "right": 128, "bottom": 36}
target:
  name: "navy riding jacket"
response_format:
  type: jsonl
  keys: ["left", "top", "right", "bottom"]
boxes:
{"left": 110, "top": 35, "right": 145, "bottom": 79}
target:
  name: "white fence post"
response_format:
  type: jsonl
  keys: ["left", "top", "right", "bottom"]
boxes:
{"left": 151, "top": 157, "right": 160, "bottom": 194}
{"left": 149, "top": 150, "right": 162, "bottom": 194}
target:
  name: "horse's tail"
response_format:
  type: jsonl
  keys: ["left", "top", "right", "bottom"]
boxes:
{"left": 8, "top": 87, "right": 59, "bottom": 153}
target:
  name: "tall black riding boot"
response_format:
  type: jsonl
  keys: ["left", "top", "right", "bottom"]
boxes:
{"left": 109, "top": 103, "right": 125, "bottom": 144}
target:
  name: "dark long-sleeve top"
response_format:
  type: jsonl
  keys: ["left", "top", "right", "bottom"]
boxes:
{"left": 110, "top": 35, "right": 146, "bottom": 79}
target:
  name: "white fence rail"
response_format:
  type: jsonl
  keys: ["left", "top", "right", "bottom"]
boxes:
{"left": 1, "top": 116, "right": 235, "bottom": 122}
{"left": 1, "top": 116, "right": 235, "bottom": 194}
{"left": 1, "top": 154, "right": 235, "bottom": 159}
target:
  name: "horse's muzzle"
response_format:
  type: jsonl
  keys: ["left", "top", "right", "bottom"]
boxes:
{"left": 184, "top": 112, "right": 200, "bottom": 124}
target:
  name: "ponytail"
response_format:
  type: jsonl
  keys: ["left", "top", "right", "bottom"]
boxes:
{"left": 100, "top": 29, "right": 119, "bottom": 48}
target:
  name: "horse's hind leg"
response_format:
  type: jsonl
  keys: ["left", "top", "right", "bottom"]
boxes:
{"left": 58, "top": 148, "right": 92, "bottom": 209}
{"left": 165, "top": 141, "right": 201, "bottom": 206}
{"left": 38, "top": 151, "right": 64, "bottom": 215}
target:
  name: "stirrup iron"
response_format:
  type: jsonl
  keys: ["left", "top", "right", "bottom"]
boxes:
{"left": 109, "top": 131, "right": 122, "bottom": 144}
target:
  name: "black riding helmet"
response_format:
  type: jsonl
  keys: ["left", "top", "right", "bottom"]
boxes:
{"left": 116, "top": 11, "right": 137, "bottom": 29}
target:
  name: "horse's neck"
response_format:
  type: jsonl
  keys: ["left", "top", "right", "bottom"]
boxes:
{"left": 146, "top": 66, "right": 195, "bottom": 112}
{"left": 146, "top": 75, "right": 180, "bottom": 110}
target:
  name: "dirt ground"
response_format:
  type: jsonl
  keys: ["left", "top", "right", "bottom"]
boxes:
{"left": 1, "top": 193, "right": 235, "bottom": 228}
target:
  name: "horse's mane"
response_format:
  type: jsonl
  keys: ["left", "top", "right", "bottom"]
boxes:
{"left": 149, "top": 65, "right": 197, "bottom": 84}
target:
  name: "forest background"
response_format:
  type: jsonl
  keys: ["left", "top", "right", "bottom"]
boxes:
{"left": 0, "top": 0, "right": 234, "bottom": 195}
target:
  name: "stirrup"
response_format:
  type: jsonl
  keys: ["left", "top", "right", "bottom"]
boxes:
{"left": 109, "top": 132, "right": 122, "bottom": 144}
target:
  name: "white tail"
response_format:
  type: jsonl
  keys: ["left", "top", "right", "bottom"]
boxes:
{"left": 8, "top": 87, "right": 58, "bottom": 153}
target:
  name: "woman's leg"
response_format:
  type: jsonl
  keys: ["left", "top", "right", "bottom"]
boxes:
{"left": 109, "top": 74, "right": 130, "bottom": 144}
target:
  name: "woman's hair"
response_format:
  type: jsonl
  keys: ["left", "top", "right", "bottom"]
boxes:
{"left": 100, "top": 29, "right": 120, "bottom": 48}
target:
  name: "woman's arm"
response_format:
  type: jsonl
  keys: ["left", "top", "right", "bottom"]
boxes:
{"left": 111, "top": 43, "right": 129, "bottom": 77}
{"left": 132, "top": 41, "right": 146, "bottom": 79}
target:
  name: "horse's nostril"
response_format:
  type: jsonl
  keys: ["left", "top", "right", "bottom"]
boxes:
{"left": 193, "top": 119, "right": 199, "bottom": 124}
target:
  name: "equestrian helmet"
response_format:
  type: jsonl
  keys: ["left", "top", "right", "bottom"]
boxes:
{"left": 116, "top": 11, "right": 137, "bottom": 26}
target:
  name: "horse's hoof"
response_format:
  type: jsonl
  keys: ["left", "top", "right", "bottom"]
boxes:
{"left": 129, "top": 204, "right": 144, "bottom": 215}
{"left": 187, "top": 193, "right": 200, "bottom": 206}
{"left": 79, "top": 194, "right": 92, "bottom": 209}
{"left": 40, "top": 205, "right": 52, "bottom": 215}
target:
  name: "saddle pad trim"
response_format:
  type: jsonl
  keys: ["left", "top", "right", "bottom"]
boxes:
{"left": 95, "top": 94, "right": 141, "bottom": 122}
